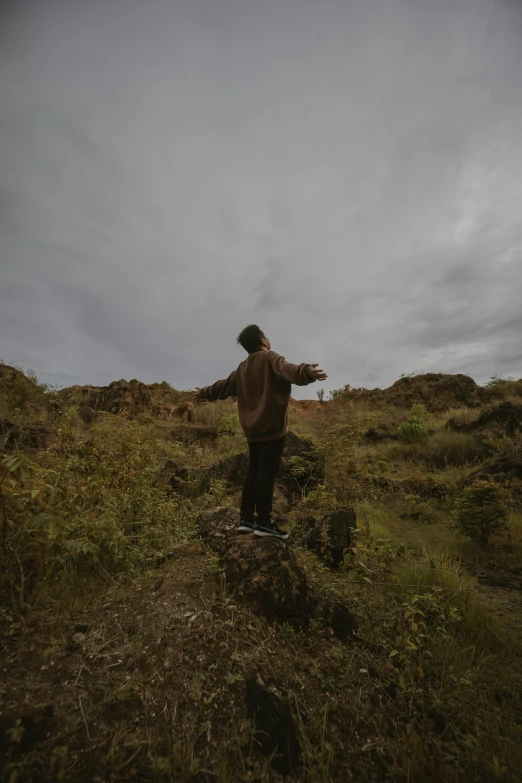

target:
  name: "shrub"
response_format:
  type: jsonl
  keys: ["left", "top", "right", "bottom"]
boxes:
{"left": 454, "top": 480, "right": 510, "bottom": 547}
{"left": 493, "top": 432, "right": 522, "bottom": 462}
{"left": 316, "top": 388, "right": 325, "bottom": 402}
{"left": 410, "top": 403, "right": 428, "bottom": 419}
{"left": 485, "top": 375, "right": 516, "bottom": 388}
{"left": 0, "top": 364, "right": 55, "bottom": 417}
{"left": 398, "top": 415, "right": 428, "bottom": 444}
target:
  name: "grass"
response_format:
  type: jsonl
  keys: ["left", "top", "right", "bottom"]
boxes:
{"left": 394, "top": 549, "right": 491, "bottom": 636}
{"left": 438, "top": 406, "right": 481, "bottom": 428}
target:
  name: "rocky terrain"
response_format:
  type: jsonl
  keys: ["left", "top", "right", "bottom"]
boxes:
{"left": 1, "top": 362, "right": 521, "bottom": 782}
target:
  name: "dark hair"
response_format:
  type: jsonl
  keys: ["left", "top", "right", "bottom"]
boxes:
{"left": 237, "top": 324, "right": 265, "bottom": 353}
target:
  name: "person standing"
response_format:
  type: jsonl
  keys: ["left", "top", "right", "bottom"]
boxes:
{"left": 193, "top": 325, "right": 327, "bottom": 539}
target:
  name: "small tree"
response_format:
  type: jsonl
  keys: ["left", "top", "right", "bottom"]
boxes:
{"left": 454, "top": 480, "right": 510, "bottom": 547}
{"left": 316, "top": 388, "right": 325, "bottom": 403}
{"left": 398, "top": 416, "right": 428, "bottom": 444}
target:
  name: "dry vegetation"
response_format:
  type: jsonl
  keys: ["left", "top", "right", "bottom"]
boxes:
{"left": 1, "top": 364, "right": 522, "bottom": 782}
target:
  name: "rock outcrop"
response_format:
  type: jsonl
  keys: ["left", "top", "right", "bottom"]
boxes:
{"left": 447, "top": 401, "right": 522, "bottom": 437}
{"left": 57, "top": 378, "right": 190, "bottom": 420}
{"left": 196, "top": 507, "right": 310, "bottom": 621}
{"left": 337, "top": 373, "right": 481, "bottom": 413}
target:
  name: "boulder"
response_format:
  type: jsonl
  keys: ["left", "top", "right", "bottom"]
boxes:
{"left": 196, "top": 507, "right": 310, "bottom": 621}
{"left": 245, "top": 677, "right": 300, "bottom": 776}
{"left": 303, "top": 507, "right": 357, "bottom": 568}
{"left": 331, "top": 602, "right": 359, "bottom": 641}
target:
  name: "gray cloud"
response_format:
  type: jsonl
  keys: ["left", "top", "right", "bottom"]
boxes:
{"left": 1, "top": 0, "right": 522, "bottom": 396}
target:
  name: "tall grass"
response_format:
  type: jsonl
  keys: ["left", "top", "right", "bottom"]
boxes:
{"left": 424, "top": 430, "right": 487, "bottom": 467}
{"left": 439, "top": 406, "right": 481, "bottom": 428}
{"left": 395, "top": 549, "right": 495, "bottom": 643}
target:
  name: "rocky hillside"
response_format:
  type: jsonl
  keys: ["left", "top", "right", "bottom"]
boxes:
{"left": 1, "top": 363, "right": 521, "bottom": 782}
{"left": 337, "top": 372, "right": 522, "bottom": 412}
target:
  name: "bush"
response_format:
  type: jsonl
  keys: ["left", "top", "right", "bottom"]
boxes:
{"left": 398, "top": 415, "right": 428, "bottom": 444}
{"left": 493, "top": 432, "right": 522, "bottom": 462}
{"left": 0, "top": 364, "right": 54, "bottom": 417}
{"left": 454, "top": 480, "right": 510, "bottom": 547}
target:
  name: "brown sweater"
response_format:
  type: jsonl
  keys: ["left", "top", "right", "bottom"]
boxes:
{"left": 199, "top": 350, "right": 315, "bottom": 442}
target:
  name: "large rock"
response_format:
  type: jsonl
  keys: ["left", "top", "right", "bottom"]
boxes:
{"left": 303, "top": 507, "right": 357, "bottom": 568}
{"left": 196, "top": 507, "right": 310, "bottom": 621}
{"left": 331, "top": 602, "right": 359, "bottom": 641}
{"left": 245, "top": 677, "right": 300, "bottom": 776}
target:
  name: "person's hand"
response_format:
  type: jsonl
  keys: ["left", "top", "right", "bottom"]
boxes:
{"left": 192, "top": 387, "right": 206, "bottom": 404}
{"left": 307, "top": 364, "right": 328, "bottom": 381}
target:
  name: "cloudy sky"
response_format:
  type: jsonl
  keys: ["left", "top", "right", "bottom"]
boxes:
{"left": 1, "top": 0, "right": 521, "bottom": 398}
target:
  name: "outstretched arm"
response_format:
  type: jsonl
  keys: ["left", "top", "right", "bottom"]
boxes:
{"left": 193, "top": 369, "right": 237, "bottom": 403}
{"left": 268, "top": 352, "right": 327, "bottom": 386}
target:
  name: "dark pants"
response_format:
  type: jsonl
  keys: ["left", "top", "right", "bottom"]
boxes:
{"left": 240, "top": 436, "right": 286, "bottom": 527}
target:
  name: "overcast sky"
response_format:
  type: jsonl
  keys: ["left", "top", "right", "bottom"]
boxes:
{"left": 1, "top": 0, "right": 521, "bottom": 398}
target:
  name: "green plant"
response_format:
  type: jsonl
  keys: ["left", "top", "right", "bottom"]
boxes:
{"left": 454, "top": 480, "right": 510, "bottom": 547}
{"left": 485, "top": 375, "right": 516, "bottom": 388}
{"left": 328, "top": 385, "right": 350, "bottom": 400}
{"left": 410, "top": 403, "right": 428, "bottom": 420}
{"left": 0, "top": 364, "right": 56, "bottom": 417}
{"left": 398, "top": 416, "right": 428, "bottom": 444}
{"left": 316, "top": 388, "right": 325, "bottom": 402}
